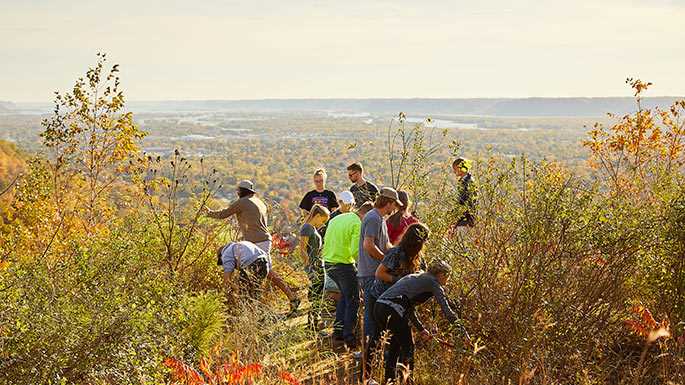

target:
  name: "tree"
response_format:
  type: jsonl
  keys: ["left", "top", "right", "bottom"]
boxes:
{"left": 40, "top": 52, "right": 146, "bottom": 228}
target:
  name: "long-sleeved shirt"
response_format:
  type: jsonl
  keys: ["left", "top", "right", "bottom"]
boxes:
{"left": 455, "top": 173, "right": 476, "bottom": 227}
{"left": 377, "top": 272, "right": 458, "bottom": 331}
{"left": 207, "top": 195, "right": 271, "bottom": 243}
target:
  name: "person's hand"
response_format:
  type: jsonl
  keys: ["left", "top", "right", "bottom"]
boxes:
{"left": 418, "top": 329, "right": 431, "bottom": 343}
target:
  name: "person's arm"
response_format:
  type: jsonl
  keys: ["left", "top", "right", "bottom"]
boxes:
{"left": 298, "top": 235, "right": 310, "bottom": 266}
{"left": 407, "top": 306, "right": 426, "bottom": 332}
{"left": 207, "top": 199, "right": 241, "bottom": 219}
{"left": 369, "top": 182, "right": 380, "bottom": 201}
{"left": 432, "top": 281, "right": 459, "bottom": 324}
{"left": 328, "top": 191, "right": 339, "bottom": 210}
{"left": 299, "top": 192, "right": 312, "bottom": 212}
{"left": 363, "top": 236, "right": 385, "bottom": 261}
{"left": 349, "top": 220, "right": 361, "bottom": 259}
{"left": 223, "top": 271, "right": 235, "bottom": 286}
{"left": 375, "top": 263, "right": 396, "bottom": 284}
{"left": 362, "top": 215, "right": 385, "bottom": 260}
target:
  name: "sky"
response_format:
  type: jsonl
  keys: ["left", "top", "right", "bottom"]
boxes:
{"left": 1, "top": 0, "right": 684, "bottom": 102}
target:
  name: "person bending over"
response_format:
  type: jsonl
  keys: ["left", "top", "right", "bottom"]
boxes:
{"left": 373, "top": 261, "right": 468, "bottom": 383}
{"left": 218, "top": 241, "right": 271, "bottom": 298}
{"left": 365, "top": 223, "right": 429, "bottom": 376}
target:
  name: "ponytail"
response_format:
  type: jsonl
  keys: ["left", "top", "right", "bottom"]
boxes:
{"left": 306, "top": 204, "right": 330, "bottom": 224}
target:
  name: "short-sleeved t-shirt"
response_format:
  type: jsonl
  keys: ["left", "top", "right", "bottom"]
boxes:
{"left": 370, "top": 246, "right": 412, "bottom": 298}
{"left": 299, "top": 190, "right": 339, "bottom": 212}
{"left": 319, "top": 209, "right": 342, "bottom": 240}
{"left": 387, "top": 215, "right": 420, "bottom": 245}
{"left": 357, "top": 208, "right": 390, "bottom": 278}
{"left": 350, "top": 181, "right": 379, "bottom": 208}
{"left": 300, "top": 222, "right": 323, "bottom": 267}
{"left": 221, "top": 241, "right": 271, "bottom": 273}
{"left": 322, "top": 212, "right": 361, "bottom": 265}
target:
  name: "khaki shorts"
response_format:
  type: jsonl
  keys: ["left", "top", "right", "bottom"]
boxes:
{"left": 323, "top": 269, "right": 340, "bottom": 293}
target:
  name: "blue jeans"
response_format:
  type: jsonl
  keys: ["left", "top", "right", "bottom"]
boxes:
{"left": 359, "top": 276, "right": 376, "bottom": 342}
{"left": 326, "top": 263, "right": 359, "bottom": 343}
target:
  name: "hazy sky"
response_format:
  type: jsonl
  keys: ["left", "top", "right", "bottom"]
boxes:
{"left": 1, "top": 0, "right": 684, "bottom": 101}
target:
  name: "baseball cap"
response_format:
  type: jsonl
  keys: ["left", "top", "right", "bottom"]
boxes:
{"left": 238, "top": 180, "right": 255, "bottom": 193}
{"left": 338, "top": 191, "right": 355, "bottom": 205}
{"left": 379, "top": 187, "right": 403, "bottom": 206}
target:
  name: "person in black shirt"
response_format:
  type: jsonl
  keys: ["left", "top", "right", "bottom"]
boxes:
{"left": 451, "top": 157, "right": 476, "bottom": 227}
{"left": 299, "top": 168, "right": 339, "bottom": 216}
{"left": 347, "top": 162, "right": 379, "bottom": 209}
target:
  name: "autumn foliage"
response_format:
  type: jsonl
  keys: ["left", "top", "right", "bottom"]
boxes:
{"left": 1, "top": 55, "right": 685, "bottom": 384}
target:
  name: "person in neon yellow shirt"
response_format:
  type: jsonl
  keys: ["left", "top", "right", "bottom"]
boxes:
{"left": 323, "top": 201, "right": 373, "bottom": 349}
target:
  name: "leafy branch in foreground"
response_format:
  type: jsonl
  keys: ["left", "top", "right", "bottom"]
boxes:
{"left": 141, "top": 149, "right": 222, "bottom": 274}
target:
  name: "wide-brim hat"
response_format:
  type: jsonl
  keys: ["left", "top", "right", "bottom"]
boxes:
{"left": 379, "top": 187, "right": 403, "bottom": 206}
{"left": 238, "top": 179, "right": 255, "bottom": 193}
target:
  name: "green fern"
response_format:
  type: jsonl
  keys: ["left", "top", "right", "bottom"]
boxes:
{"left": 181, "top": 292, "right": 226, "bottom": 357}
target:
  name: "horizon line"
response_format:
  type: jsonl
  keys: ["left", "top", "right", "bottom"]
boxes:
{"left": 7, "top": 95, "right": 685, "bottom": 104}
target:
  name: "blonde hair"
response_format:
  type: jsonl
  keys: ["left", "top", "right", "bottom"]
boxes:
{"left": 306, "top": 204, "right": 330, "bottom": 223}
{"left": 338, "top": 201, "right": 354, "bottom": 213}
{"left": 313, "top": 168, "right": 327, "bottom": 178}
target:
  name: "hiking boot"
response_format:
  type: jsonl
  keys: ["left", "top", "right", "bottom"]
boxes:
{"left": 345, "top": 338, "right": 358, "bottom": 350}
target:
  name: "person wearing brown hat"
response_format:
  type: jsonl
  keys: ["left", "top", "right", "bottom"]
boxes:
{"left": 205, "top": 180, "right": 300, "bottom": 313}
{"left": 358, "top": 187, "right": 401, "bottom": 351}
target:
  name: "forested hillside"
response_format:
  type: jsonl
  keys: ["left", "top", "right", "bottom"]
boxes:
{"left": 1, "top": 57, "right": 684, "bottom": 385}
{"left": 0, "top": 139, "right": 24, "bottom": 192}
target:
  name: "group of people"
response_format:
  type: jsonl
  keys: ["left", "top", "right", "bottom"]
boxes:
{"left": 204, "top": 159, "right": 475, "bottom": 384}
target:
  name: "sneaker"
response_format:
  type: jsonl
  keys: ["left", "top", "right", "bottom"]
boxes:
{"left": 352, "top": 351, "right": 363, "bottom": 360}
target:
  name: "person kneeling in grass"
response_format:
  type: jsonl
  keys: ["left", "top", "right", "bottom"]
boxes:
{"left": 218, "top": 240, "right": 271, "bottom": 298}
{"left": 373, "top": 260, "right": 468, "bottom": 383}
{"left": 298, "top": 204, "right": 330, "bottom": 330}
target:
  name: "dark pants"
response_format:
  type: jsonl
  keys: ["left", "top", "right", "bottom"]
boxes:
{"left": 238, "top": 258, "right": 268, "bottom": 298}
{"left": 373, "top": 301, "right": 414, "bottom": 382}
{"left": 325, "top": 262, "right": 359, "bottom": 343}
{"left": 364, "top": 293, "right": 380, "bottom": 378}
{"left": 307, "top": 264, "right": 325, "bottom": 326}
